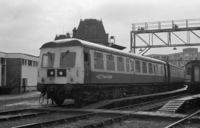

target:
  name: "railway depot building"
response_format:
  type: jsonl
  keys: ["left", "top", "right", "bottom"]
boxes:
{"left": 146, "top": 48, "right": 200, "bottom": 68}
{"left": 0, "top": 52, "right": 39, "bottom": 94}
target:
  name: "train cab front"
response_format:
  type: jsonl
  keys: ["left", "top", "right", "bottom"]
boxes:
{"left": 37, "top": 41, "right": 84, "bottom": 106}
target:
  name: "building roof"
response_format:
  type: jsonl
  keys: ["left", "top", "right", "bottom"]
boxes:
{"left": 73, "top": 19, "right": 109, "bottom": 44}
{"left": 0, "top": 52, "right": 39, "bottom": 61}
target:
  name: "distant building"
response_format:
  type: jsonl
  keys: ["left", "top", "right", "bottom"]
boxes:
{"left": 146, "top": 48, "right": 200, "bottom": 68}
{"left": 0, "top": 52, "right": 39, "bottom": 94}
{"left": 55, "top": 19, "right": 126, "bottom": 50}
{"left": 73, "top": 19, "right": 109, "bottom": 45}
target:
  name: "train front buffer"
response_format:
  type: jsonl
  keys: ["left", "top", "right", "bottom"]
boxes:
{"left": 37, "top": 67, "right": 84, "bottom": 105}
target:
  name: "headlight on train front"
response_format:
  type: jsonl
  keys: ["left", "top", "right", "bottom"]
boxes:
{"left": 47, "top": 69, "right": 55, "bottom": 77}
{"left": 57, "top": 69, "right": 66, "bottom": 77}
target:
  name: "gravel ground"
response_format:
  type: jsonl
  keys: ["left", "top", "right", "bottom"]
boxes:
{"left": 0, "top": 97, "right": 41, "bottom": 112}
{"left": 105, "top": 118, "right": 174, "bottom": 128}
{"left": 0, "top": 111, "right": 87, "bottom": 128}
{"left": 47, "top": 115, "right": 112, "bottom": 128}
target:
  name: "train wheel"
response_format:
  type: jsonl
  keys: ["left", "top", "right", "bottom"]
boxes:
{"left": 54, "top": 90, "right": 65, "bottom": 106}
{"left": 74, "top": 98, "right": 84, "bottom": 108}
{"left": 54, "top": 97, "right": 64, "bottom": 106}
{"left": 110, "top": 89, "right": 122, "bottom": 99}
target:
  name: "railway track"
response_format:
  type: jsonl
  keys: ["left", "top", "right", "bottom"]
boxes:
{"left": 165, "top": 110, "right": 200, "bottom": 128}
{"left": 0, "top": 109, "right": 55, "bottom": 122}
{"left": 0, "top": 108, "right": 129, "bottom": 128}
{"left": 112, "top": 93, "right": 188, "bottom": 111}
{"left": 84, "top": 86, "right": 188, "bottom": 110}
{"left": 3, "top": 86, "right": 200, "bottom": 128}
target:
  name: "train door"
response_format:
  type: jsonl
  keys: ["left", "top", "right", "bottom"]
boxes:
{"left": 83, "top": 48, "right": 91, "bottom": 83}
{"left": 164, "top": 64, "right": 168, "bottom": 83}
{"left": 1, "top": 58, "right": 6, "bottom": 86}
{"left": 193, "top": 66, "right": 200, "bottom": 82}
{"left": 153, "top": 64, "right": 158, "bottom": 82}
{"left": 130, "top": 58, "right": 135, "bottom": 82}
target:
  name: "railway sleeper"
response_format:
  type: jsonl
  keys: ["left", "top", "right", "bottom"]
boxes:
{"left": 81, "top": 114, "right": 129, "bottom": 128}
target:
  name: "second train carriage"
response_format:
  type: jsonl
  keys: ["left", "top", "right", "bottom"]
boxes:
{"left": 185, "top": 60, "right": 200, "bottom": 93}
{"left": 37, "top": 38, "right": 185, "bottom": 106}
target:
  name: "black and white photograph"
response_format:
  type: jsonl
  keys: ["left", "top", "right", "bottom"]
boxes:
{"left": 0, "top": 0, "right": 200, "bottom": 127}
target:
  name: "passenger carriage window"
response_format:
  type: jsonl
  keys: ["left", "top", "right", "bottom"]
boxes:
{"left": 160, "top": 66, "right": 163, "bottom": 75}
{"left": 126, "top": 58, "right": 130, "bottom": 72}
{"left": 106, "top": 54, "right": 115, "bottom": 70}
{"left": 153, "top": 64, "right": 156, "bottom": 74}
{"left": 158, "top": 65, "right": 162, "bottom": 75}
{"left": 130, "top": 60, "right": 134, "bottom": 72}
{"left": 117, "top": 56, "right": 124, "bottom": 71}
{"left": 170, "top": 68, "right": 173, "bottom": 76}
{"left": 60, "top": 52, "right": 76, "bottom": 67}
{"left": 135, "top": 60, "right": 141, "bottom": 73}
{"left": 155, "top": 65, "right": 159, "bottom": 74}
{"left": 142, "top": 62, "right": 147, "bottom": 73}
{"left": 94, "top": 51, "right": 104, "bottom": 69}
{"left": 42, "top": 53, "right": 55, "bottom": 68}
{"left": 171, "top": 68, "right": 174, "bottom": 76}
{"left": 148, "top": 63, "right": 153, "bottom": 74}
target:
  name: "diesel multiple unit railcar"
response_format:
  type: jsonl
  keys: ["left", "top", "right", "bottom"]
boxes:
{"left": 37, "top": 38, "right": 185, "bottom": 106}
{"left": 185, "top": 60, "right": 200, "bottom": 93}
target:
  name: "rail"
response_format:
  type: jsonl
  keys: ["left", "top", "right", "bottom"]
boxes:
{"left": 165, "top": 110, "right": 200, "bottom": 128}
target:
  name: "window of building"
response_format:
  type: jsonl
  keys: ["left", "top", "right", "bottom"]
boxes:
{"left": 117, "top": 56, "right": 124, "bottom": 71}
{"left": 60, "top": 52, "right": 76, "bottom": 67}
{"left": 94, "top": 51, "right": 104, "bottom": 69}
{"left": 148, "top": 63, "right": 153, "bottom": 74}
{"left": 135, "top": 60, "right": 141, "bottom": 73}
{"left": 25, "top": 60, "right": 27, "bottom": 65}
{"left": 28, "top": 60, "right": 32, "bottom": 66}
{"left": 42, "top": 53, "right": 55, "bottom": 68}
{"left": 21, "top": 59, "right": 23, "bottom": 65}
{"left": 33, "top": 61, "right": 38, "bottom": 67}
{"left": 34, "top": 61, "right": 37, "bottom": 67}
{"left": 22, "top": 59, "right": 27, "bottom": 66}
{"left": 106, "top": 54, "right": 115, "bottom": 70}
{"left": 142, "top": 62, "right": 147, "bottom": 73}
{"left": 126, "top": 58, "right": 130, "bottom": 72}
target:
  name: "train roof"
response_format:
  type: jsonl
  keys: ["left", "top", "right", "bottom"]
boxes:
{"left": 41, "top": 38, "right": 166, "bottom": 64}
{"left": 185, "top": 60, "right": 200, "bottom": 67}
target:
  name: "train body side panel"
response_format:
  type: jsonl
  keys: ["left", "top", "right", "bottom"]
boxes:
{"left": 89, "top": 71, "right": 165, "bottom": 84}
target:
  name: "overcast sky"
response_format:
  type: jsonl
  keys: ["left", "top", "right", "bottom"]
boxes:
{"left": 0, "top": 0, "right": 200, "bottom": 56}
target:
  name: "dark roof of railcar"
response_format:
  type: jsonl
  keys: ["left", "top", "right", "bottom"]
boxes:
{"left": 40, "top": 38, "right": 166, "bottom": 64}
{"left": 185, "top": 60, "right": 200, "bottom": 67}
